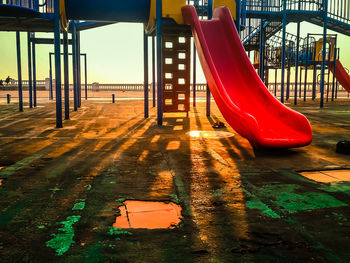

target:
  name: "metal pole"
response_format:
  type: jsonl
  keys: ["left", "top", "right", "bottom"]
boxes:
{"left": 54, "top": 0, "right": 62, "bottom": 128}
{"left": 152, "top": 36, "right": 156, "bottom": 107}
{"left": 274, "top": 68, "right": 277, "bottom": 96}
{"left": 32, "top": 33, "right": 37, "bottom": 107}
{"left": 281, "top": 0, "right": 287, "bottom": 103}
{"left": 236, "top": 0, "right": 241, "bottom": 31}
{"left": 7, "top": 94, "right": 10, "bottom": 104}
{"left": 294, "top": 22, "right": 300, "bottom": 105}
{"left": 143, "top": 28, "right": 149, "bottom": 119}
{"left": 72, "top": 23, "right": 78, "bottom": 111}
{"left": 312, "top": 65, "right": 317, "bottom": 100}
{"left": 16, "top": 31, "right": 23, "bottom": 112}
{"left": 27, "top": 32, "right": 33, "bottom": 108}
{"left": 49, "top": 54, "right": 53, "bottom": 100}
{"left": 320, "top": 0, "right": 328, "bottom": 108}
{"left": 304, "top": 36, "right": 309, "bottom": 101}
{"left": 156, "top": 0, "right": 163, "bottom": 125}
{"left": 84, "top": 54, "right": 87, "bottom": 100}
{"left": 77, "top": 30, "right": 81, "bottom": 107}
{"left": 63, "top": 31, "right": 70, "bottom": 120}
{"left": 193, "top": 42, "right": 196, "bottom": 107}
{"left": 331, "top": 38, "right": 337, "bottom": 101}
{"left": 206, "top": 0, "right": 213, "bottom": 117}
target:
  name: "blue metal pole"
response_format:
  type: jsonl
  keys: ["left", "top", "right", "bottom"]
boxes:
{"left": 143, "top": 28, "right": 149, "bottom": 119}
{"left": 72, "top": 22, "right": 78, "bottom": 111}
{"left": 84, "top": 54, "right": 87, "bottom": 100}
{"left": 320, "top": 0, "right": 328, "bottom": 108}
{"left": 156, "top": 0, "right": 163, "bottom": 125}
{"left": 54, "top": 0, "right": 62, "bottom": 128}
{"left": 331, "top": 38, "right": 337, "bottom": 101}
{"left": 280, "top": 0, "right": 287, "bottom": 103}
{"left": 7, "top": 94, "right": 10, "bottom": 104}
{"left": 77, "top": 30, "right": 81, "bottom": 108}
{"left": 16, "top": 31, "right": 23, "bottom": 112}
{"left": 294, "top": 22, "right": 300, "bottom": 105}
{"left": 49, "top": 54, "right": 53, "bottom": 100}
{"left": 32, "top": 33, "right": 37, "bottom": 107}
{"left": 193, "top": 42, "right": 196, "bottom": 107}
{"left": 206, "top": 0, "right": 213, "bottom": 117}
{"left": 152, "top": 36, "right": 156, "bottom": 108}
{"left": 63, "top": 31, "right": 70, "bottom": 120}
{"left": 235, "top": 0, "right": 241, "bottom": 31}
{"left": 259, "top": 20, "right": 265, "bottom": 81}
{"left": 27, "top": 32, "right": 33, "bottom": 108}
{"left": 304, "top": 36, "right": 309, "bottom": 101}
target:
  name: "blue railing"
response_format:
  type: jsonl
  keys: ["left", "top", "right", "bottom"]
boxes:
{"left": 0, "top": 0, "right": 53, "bottom": 13}
{"left": 245, "top": 0, "right": 322, "bottom": 12}
{"left": 328, "top": 0, "right": 350, "bottom": 24}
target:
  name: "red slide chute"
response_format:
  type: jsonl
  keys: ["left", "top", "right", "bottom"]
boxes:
{"left": 182, "top": 5, "right": 312, "bottom": 148}
{"left": 329, "top": 60, "right": 350, "bottom": 93}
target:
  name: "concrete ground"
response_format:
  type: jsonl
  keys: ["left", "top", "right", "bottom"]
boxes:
{"left": 1, "top": 98, "right": 350, "bottom": 262}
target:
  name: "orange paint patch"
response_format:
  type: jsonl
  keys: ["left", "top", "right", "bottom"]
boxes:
{"left": 173, "top": 125, "right": 183, "bottom": 131}
{"left": 0, "top": 179, "right": 2, "bottom": 186}
{"left": 300, "top": 170, "right": 350, "bottom": 183}
{"left": 0, "top": 167, "right": 4, "bottom": 171}
{"left": 113, "top": 201, "right": 182, "bottom": 229}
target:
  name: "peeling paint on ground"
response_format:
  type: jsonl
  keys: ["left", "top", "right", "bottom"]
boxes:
{"left": 258, "top": 184, "right": 347, "bottom": 213}
{"left": 72, "top": 201, "right": 85, "bottom": 211}
{"left": 46, "top": 215, "right": 81, "bottom": 256}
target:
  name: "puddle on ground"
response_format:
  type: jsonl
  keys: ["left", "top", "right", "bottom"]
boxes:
{"left": 113, "top": 200, "right": 182, "bottom": 229}
{"left": 300, "top": 170, "right": 350, "bottom": 183}
{"left": 187, "top": 130, "right": 234, "bottom": 139}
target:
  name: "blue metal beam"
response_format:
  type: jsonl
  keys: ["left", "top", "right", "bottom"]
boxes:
{"left": 294, "top": 22, "right": 300, "bottom": 105}
{"left": 54, "top": 0, "right": 62, "bottom": 128}
{"left": 16, "top": 31, "right": 23, "bottom": 112}
{"left": 77, "top": 30, "right": 81, "bottom": 108}
{"left": 280, "top": 0, "right": 287, "bottom": 103}
{"left": 27, "top": 32, "right": 33, "bottom": 108}
{"left": 144, "top": 28, "right": 149, "bottom": 119}
{"left": 72, "top": 22, "right": 78, "bottom": 111}
{"left": 63, "top": 31, "right": 70, "bottom": 120}
{"left": 152, "top": 36, "right": 156, "bottom": 108}
{"left": 320, "top": 0, "right": 328, "bottom": 108}
{"left": 32, "top": 32, "right": 37, "bottom": 107}
{"left": 156, "top": 0, "right": 163, "bottom": 126}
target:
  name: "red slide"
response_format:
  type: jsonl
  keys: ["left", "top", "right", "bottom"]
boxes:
{"left": 182, "top": 6, "right": 312, "bottom": 148}
{"left": 329, "top": 60, "right": 350, "bottom": 93}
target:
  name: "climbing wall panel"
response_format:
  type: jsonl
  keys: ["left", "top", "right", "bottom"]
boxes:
{"left": 162, "top": 35, "right": 191, "bottom": 113}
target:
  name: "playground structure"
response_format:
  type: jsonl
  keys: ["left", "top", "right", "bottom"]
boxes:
{"left": 0, "top": 0, "right": 350, "bottom": 148}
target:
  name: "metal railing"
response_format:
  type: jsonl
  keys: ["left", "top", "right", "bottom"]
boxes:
{"left": 1, "top": 0, "right": 53, "bottom": 13}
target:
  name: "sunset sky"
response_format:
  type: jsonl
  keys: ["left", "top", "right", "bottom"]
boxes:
{"left": 0, "top": 21, "right": 349, "bottom": 84}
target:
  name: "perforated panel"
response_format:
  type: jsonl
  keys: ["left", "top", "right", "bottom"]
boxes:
{"left": 162, "top": 35, "right": 191, "bottom": 113}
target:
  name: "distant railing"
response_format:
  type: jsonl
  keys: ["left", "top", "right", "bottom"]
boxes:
{"left": 267, "top": 82, "right": 348, "bottom": 92}
{"left": 1, "top": 80, "right": 209, "bottom": 92}
{"left": 245, "top": 0, "right": 322, "bottom": 12}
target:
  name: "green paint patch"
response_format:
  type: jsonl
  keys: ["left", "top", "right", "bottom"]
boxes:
{"left": 108, "top": 227, "right": 132, "bottom": 237}
{"left": 246, "top": 197, "right": 280, "bottom": 218}
{"left": 320, "top": 182, "right": 350, "bottom": 196}
{"left": 258, "top": 184, "right": 347, "bottom": 213}
{"left": 87, "top": 185, "right": 92, "bottom": 191}
{"left": 0, "top": 153, "right": 44, "bottom": 178}
{"left": 72, "top": 201, "right": 85, "bottom": 211}
{"left": 38, "top": 225, "right": 46, "bottom": 229}
{"left": 46, "top": 215, "right": 81, "bottom": 256}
